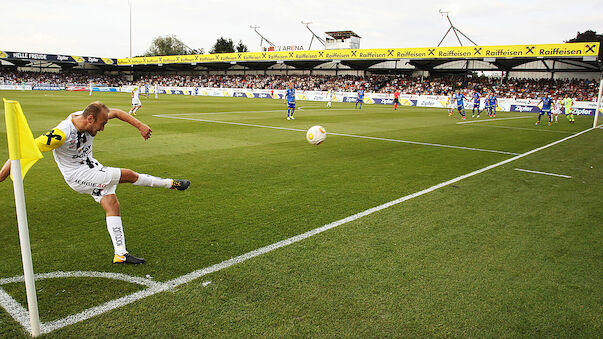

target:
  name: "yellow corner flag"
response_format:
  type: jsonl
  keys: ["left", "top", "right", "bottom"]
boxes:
{"left": 3, "top": 99, "right": 43, "bottom": 180}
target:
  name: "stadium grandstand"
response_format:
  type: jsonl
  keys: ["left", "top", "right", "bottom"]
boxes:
{"left": 0, "top": 42, "right": 601, "bottom": 102}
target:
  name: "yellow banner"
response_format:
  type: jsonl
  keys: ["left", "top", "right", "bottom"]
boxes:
{"left": 117, "top": 42, "right": 600, "bottom": 66}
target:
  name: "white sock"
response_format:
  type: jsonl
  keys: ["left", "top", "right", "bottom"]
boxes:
{"left": 133, "top": 173, "right": 172, "bottom": 188}
{"left": 106, "top": 216, "right": 127, "bottom": 255}
{"left": 133, "top": 106, "right": 141, "bottom": 113}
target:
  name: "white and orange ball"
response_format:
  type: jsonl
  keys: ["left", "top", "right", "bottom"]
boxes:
{"left": 306, "top": 125, "right": 327, "bottom": 145}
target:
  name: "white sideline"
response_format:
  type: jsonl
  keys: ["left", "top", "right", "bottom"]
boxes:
{"left": 462, "top": 124, "right": 576, "bottom": 134}
{"left": 159, "top": 108, "right": 350, "bottom": 116}
{"left": 456, "top": 116, "right": 533, "bottom": 124}
{"left": 153, "top": 114, "right": 520, "bottom": 155}
{"left": 2, "top": 126, "right": 594, "bottom": 335}
{"left": 514, "top": 168, "right": 572, "bottom": 178}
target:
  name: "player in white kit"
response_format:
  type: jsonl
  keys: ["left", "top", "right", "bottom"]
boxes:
{"left": 553, "top": 97, "right": 564, "bottom": 123}
{"left": 89, "top": 81, "right": 93, "bottom": 96}
{"left": 0, "top": 102, "right": 191, "bottom": 264}
{"left": 326, "top": 89, "right": 333, "bottom": 108}
{"left": 128, "top": 86, "right": 142, "bottom": 116}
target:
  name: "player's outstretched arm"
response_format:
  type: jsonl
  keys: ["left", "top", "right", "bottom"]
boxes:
{"left": 108, "top": 108, "right": 152, "bottom": 140}
{"left": 0, "top": 159, "right": 10, "bottom": 183}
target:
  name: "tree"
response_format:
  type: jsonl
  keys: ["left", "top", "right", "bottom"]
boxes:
{"left": 144, "top": 35, "right": 203, "bottom": 56}
{"left": 236, "top": 40, "right": 249, "bottom": 53}
{"left": 565, "top": 30, "right": 603, "bottom": 57}
{"left": 210, "top": 37, "right": 235, "bottom": 54}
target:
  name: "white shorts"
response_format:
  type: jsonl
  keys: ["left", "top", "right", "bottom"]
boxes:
{"left": 132, "top": 98, "right": 141, "bottom": 106}
{"left": 67, "top": 166, "right": 121, "bottom": 203}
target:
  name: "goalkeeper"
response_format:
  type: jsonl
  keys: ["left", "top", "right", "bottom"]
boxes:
{"left": 0, "top": 102, "right": 190, "bottom": 264}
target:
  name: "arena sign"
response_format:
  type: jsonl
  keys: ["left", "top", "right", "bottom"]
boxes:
{"left": 0, "top": 51, "right": 116, "bottom": 65}
{"left": 116, "top": 42, "right": 600, "bottom": 65}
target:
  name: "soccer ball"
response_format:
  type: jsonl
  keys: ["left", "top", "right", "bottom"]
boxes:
{"left": 306, "top": 125, "right": 327, "bottom": 145}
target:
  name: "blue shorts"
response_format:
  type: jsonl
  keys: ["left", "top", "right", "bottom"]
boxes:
{"left": 456, "top": 104, "right": 464, "bottom": 111}
{"left": 288, "top": 102, "right": 295, "bottom": 108}
{"left": 357, "top": 98, "right": 363, "bottom": 103}
{"left": 540, "top": 108, "right": 551, "bottom": 114}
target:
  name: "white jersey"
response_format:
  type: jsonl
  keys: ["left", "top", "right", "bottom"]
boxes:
{"left": 553, "top": 100, "right": 563, "bottom": 113}
{"left": 51, "top": 112, "right": 102, "bottom": 180}
{"left": 132, "top": 87, "right": 141, "bottom": 105}
{"left": 327, "top": 90, "right": 333, "bottom": 102}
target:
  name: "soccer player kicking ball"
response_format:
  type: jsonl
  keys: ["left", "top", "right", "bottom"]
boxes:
{"left": 128, "top": 86, "right": 142, "bottom": 116}
{"left": 285, "top": 84, "right": 296, "bottom": 120}
{"left": 0, "top": 101, "right": 190, "bottom": 264}
{"left": 535, "top": 94, "right": 554, "bottom": 126}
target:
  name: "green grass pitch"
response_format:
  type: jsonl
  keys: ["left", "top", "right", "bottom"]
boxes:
{"left": 0, "top": 90, "right": 601, "bottom": 337}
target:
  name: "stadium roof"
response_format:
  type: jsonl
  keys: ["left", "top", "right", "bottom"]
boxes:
{"left": 1, "top": 43, "right": 600, "bottom": 74}
{"left": 325, "top": 31, "right": 361, "bottom": 39}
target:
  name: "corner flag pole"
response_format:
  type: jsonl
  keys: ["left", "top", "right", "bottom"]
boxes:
{"left": 4, "top": 103, "right": 41, "bottom": 337}
{"left": 593, "top": 78, "right": 602, "bottom": 128}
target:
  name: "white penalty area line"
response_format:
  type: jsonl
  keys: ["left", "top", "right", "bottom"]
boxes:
{"left": 456, "top": 116, "right": 533, "bottom": 124}
{"left": 153, "top": 114, "right": 519, "bottom": 156}
{"left": 7, "top": 126, "right": 595, "bottom": 336}
{"left": 514, "top": 168, "right": 572, "bottom": 178}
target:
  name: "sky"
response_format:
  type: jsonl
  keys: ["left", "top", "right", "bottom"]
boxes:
{"left": 0, "top": 0, "right": 601, "bottom": 58}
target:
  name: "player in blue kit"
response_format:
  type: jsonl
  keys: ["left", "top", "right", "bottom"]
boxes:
{"left": 535, "top": 94, "right": 554, "bottom": 126}
{"left": 285, "top": 84, "right": 296, "bottom": 120}
{"left": 355, "top": 88, "right": 365, "bottom": 109}
{"left": 471, "top": 90, "right": 481, "bottom": 118}
{"left": 452, "top": 91, "right": 468, "bottom": 120}
{"left": 486, "top": 93, "right": 498, "bottom": 117}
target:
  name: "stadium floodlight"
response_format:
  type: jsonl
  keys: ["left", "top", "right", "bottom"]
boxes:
{"left": 302, "top": 21, "right": 325, "bottom": 50}
{"left": 250, "top": 25, "right": 276, "bottom": 49}
{"left": 437, "top": 9, "right": 477, "bottom": 47}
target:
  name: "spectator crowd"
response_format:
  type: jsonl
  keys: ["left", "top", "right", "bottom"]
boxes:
{"left": 0, "top": 70, "right": 598, "bottom": 101}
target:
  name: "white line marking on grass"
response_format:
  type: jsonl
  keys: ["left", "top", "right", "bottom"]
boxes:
{"left": 0, "top": 287, "right": 31, "bottom": 333}
{"left": 202, "top": 281, "right": 212, "bottom": 287}
{"left": 159, "top": 108, "right": 350, "bottom": 116}
{"left": 456, "top": 116, "right": 533, "bottom": 124}
{"left": 153, "top": 114, "right": 520, "bottom": 155}
{"left": 463, "top": 124, "right": 575, "bottom": 134}
{"left": 0, "top": 271, "right": 167, "bottom": 289}
{"left": 514, "top": 168, "right": 572, "bottom": 178}
{"left": 4, "top": 126, "right": 593, "bottom": 335}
